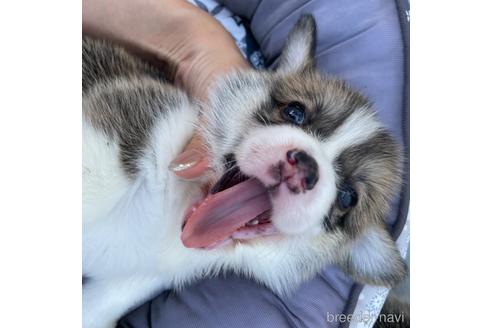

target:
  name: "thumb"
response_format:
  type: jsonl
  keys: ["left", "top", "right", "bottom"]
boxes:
{"left": 169, "top": 134, "right": 210, "bottom": 180}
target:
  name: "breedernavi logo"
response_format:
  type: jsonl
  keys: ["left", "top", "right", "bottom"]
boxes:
{"left": 326, "top": 311, "right": 406, "bottom": 325}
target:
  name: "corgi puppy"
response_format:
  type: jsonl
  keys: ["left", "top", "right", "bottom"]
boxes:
{"left": 83, "top": 15, "right": 406, "bottom": 328}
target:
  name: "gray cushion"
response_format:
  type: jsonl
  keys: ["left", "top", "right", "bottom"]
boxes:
{"left": 118, "top": 0, "right": 409, "bottom": 327}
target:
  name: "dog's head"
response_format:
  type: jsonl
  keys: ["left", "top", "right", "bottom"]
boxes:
{"left": 181, "top": 15, "right": 406, "bottom": 289}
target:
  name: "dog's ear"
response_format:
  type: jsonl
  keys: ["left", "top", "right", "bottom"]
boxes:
{"left": 276, "top": 14, "right": 316, "bottom": 74}
{"left": 341, "top": 225, "right": 407, "bottom": 287}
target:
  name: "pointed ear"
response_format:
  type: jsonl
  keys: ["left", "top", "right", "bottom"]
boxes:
{"left": 341, "top": 226, "right": 407, "bottom": 287}
{"left": 276, "top": 14, "right": 316, "bottom": 74}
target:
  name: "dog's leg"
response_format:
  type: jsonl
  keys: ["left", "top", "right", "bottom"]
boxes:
{"left": 83, "top": 275, "right": 166, "bottom": 328}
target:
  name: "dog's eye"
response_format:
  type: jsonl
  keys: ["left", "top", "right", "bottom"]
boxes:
{"left": 282, "top": 102, "right": 305, "bottom": 125}
{"left": 337, "top": 185, "right": 358, "bottom": 209}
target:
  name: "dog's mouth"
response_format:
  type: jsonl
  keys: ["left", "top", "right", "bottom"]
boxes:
{"left": 181, "top": 166, "right": 276, "bottom": 249}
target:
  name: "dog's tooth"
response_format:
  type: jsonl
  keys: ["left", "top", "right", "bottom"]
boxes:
{"left": 245, "top": 219, "right": 259, "bottom": 227}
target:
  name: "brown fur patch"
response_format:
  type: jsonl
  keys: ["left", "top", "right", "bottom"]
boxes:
{"left": 332, "top": 130, "right": 403, "bottom": 237}
{"left": 83, "top": 37, "right": 188, "bottom": 177}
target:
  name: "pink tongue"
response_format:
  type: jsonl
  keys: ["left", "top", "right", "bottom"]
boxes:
{"left": 181, "top": 178, "right": 271, "bottom": 248}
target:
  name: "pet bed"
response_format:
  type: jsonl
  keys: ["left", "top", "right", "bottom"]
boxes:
{"left": 118, "top": 0, "right": 409, "bottom": 327}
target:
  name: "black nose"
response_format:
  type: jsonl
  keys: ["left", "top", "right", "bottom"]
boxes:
{"left": 286, "top": 149, "right": 319, "bottom": 190}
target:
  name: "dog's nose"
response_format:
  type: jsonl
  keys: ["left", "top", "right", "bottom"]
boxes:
{"left": 286, "top": 149, "right": 319, "bottom": 190}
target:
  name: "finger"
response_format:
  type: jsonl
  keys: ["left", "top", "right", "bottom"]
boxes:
{"left": 169, "top": 135, "right": 211, "bottom": 180}
{"left": 171, "top": 153, "right": 210, "bottom": 180}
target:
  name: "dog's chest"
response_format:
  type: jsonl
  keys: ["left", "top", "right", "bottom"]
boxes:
{"left": 82, "top": 178, "right": 188, "bottom": 279}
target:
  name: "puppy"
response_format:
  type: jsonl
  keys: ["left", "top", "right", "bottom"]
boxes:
{"left": 83, "top": 15, "right": 406, "bottom": 328}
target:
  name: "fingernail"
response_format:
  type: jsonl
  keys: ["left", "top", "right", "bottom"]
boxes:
{"left": 168, "top": 149, "right": 203, "bottom": 172}
{"left": 169, "top": 149, "right": 203, "bottom": 172}
{"left": 177, "top": 167, "right": 215, "bottom": 182}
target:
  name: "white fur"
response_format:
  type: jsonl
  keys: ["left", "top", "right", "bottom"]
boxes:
{"left": 277, "top": 31, "right": 312, "bottom": 74}
{"left": 279, "top": 37, "right": 310, "bottom": 72}
{"left": 234, "top": 109, "right": 381, "bottom": 237}
{"left": 236, "top": 125, "right": 336, "bottom": 235}
{"left": 346, "top": 226, "right": 399, "bottom": 281}
{"left": 322, "top": 109, "right": 382, "bottom": 159}
{"left": 83, "top": 98, "right": 391, "bottom": 328}
{"left": 82, "top": 98, "right": 339, "bottom": 328}
{"left": 83, "top": 17, "right": 402, "bottom": 327}
{"left": 202, "top": 70, "right": 271, "bottom": 169}
{"left": 83, "top": 102, "right": 203, "bottom": 327}
{"left": 82, "top": 101, "right": 352, "bottom": 327}
{"left": 82, "top": 121, "right": 131, "bottom": 225}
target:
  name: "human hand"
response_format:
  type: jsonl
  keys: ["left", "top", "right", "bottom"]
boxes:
{"left": 162, "top": 2, "right": 250, "bottom": 180}
{"left": 83, "top": 0, "right": 250, "bottom": 180}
